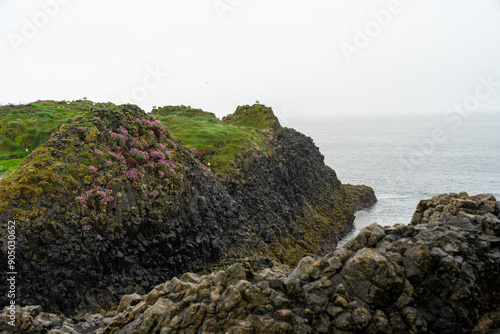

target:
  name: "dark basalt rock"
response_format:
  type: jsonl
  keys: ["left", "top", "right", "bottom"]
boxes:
{"left": 0, "top": 104, "right": 376, "bottom": 315}
{"left": 342, "top": 184, "right": 378, "bottom": 211}
{"left": 2, "top": 192, "right": 498, "bottom": 333}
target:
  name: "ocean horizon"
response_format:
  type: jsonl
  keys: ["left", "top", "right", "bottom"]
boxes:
{"left": 289, "top": 111, "right": 500, "bottom": 246}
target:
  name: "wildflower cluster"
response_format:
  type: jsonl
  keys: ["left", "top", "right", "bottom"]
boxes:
{"left": 66, "top": 112, "right": 191, "bottom": 230}
{"left": 130, "top": 138, "right": 149, "bottom": 150}
{"left": 150, "top": 150, "right": 166, "bottom": 161}
{"left": 75, "top": 185, "right": 115, "bottom": 207}
{"left": 130, "top": 148, "right": 149, "bottom": 162}
{"left": 126, "top": 168, "right": 140, "bottom": 180}
{"left": 108, "top": 151, "right": 126, "bottom": 164}
{"left": 110, "top": 131, "right": 128, "bottom": 146}
{"left": 87, "top": 165, "right": 98, "bottom": 173}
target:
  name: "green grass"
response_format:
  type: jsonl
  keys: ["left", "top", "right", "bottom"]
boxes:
{"left": 0, "top": 99, "right": 109, "bottom": 176}
{"left": 0, "top": 101, "right": 280, "bottom": 177}
{"left": 0, "top": 159, "right": 23, "bottom": 174}
{"left": 155, "top": 105, "right": 277, "bottom": 174}
{"left": 222, "top": 104, "right": 281, "bottom": 130}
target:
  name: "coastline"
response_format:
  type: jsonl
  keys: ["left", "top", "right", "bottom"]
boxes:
{"left": 1, "top": 192, "right": 498, "bottom": 333}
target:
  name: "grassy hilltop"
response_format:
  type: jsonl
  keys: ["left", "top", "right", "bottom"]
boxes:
{"left": 0, "top": 100, "right": 94, "bottom": 175}
{"left": 0, "top": 100, "right": 283, "bottom": 221}
{"left": 0, "top": 100, "right": 278, "bottom": 177}
{"left": 153, "top": 104, "right": 279, "bottom": 175}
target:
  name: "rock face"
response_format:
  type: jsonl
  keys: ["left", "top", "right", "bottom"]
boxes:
{"left": 342, "top": 184, "right": 378, "bottom": 211}
{"left": 0, "top": 104, "right": 375, "bottom": 315}
{"left": 2, "top": 192, "right": 498, "bottom": 334}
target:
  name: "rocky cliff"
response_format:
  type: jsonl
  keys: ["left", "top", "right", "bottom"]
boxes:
{"left": 2, "top": 192, "right": 498, "bottom": 334}
{"left": 0, "top": 102, "right": 375, "bottom": 315}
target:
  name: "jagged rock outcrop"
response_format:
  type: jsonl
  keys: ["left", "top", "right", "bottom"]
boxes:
{"left": 2, "top": 192, "right": 497, "bottom": 334}
{"left": 0, "top": 104, "right": 375, "bottom": 315}
{"left": 342, "top": 184, "right": 378, "bottom": 211}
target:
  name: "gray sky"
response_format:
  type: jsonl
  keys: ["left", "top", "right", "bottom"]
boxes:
{"left": 1, "top": 0, "right": 500, "bottom": 118}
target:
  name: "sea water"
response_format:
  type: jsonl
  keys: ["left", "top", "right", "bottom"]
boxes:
{"left": 289, "top": 112, "right": 500, "bottom": 247}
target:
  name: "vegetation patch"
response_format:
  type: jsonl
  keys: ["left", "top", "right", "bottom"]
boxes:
{"left": 222, "top": 104, "right": 281, "bottom": 130}
{"left": 0, "top": 100, "right": 115, "bottom": 176}
{"left": 0, "top": 104, "right": 188, "bottom": 222}
{"left": 154, "top": 104, "right": 278, "bottom": 175}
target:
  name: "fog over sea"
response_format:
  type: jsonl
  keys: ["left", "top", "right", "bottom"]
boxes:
{"left": 290, "top": 112, "right": 500, "bottom": 247}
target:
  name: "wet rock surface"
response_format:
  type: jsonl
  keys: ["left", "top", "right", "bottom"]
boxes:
{"left": 0, "top": 105, "right": 375, "bottom": 315}
{"left": 342, "top": 184, "right": 378, "bottom": 212}
{"left": 2, "top": 192, "right": 498, "bottom": 333}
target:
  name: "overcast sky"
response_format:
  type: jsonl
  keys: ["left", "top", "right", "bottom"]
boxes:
{"left": 1, "top": 0, "right": 499, "bottom": 118}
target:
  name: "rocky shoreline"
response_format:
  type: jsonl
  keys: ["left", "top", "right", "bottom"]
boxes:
{"left": 0, "top": 104, "right": 375, "bottom": 316}
{"left": 1, "top": 192, "right": 499, "bottom": 333}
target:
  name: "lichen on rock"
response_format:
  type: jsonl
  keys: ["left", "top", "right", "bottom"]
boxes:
{"left": 2, "top": 192, "right": 498, "bottom": 333}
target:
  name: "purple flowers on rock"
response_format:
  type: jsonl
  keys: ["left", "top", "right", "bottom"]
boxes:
{"left": 150, "top": 150, "right": 166, "bottom": 161}
{"left": 130, "top": 148, "right": 149, "bottom": 162}
{"left": 126, "top": 168, "right": 140, "bottom": 180}
{"left": 69, "top": 114, "right": 188, "bottom": 234}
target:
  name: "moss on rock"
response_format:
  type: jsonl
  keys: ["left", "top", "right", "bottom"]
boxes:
{"left": 342, "top": 184, "right": 377, "bottom": 211}
{"left": 223, "top": 104, "right": 281, "bottom": 130}
{"left": 0, "top": 101, "right": 376, "bottom": 315}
